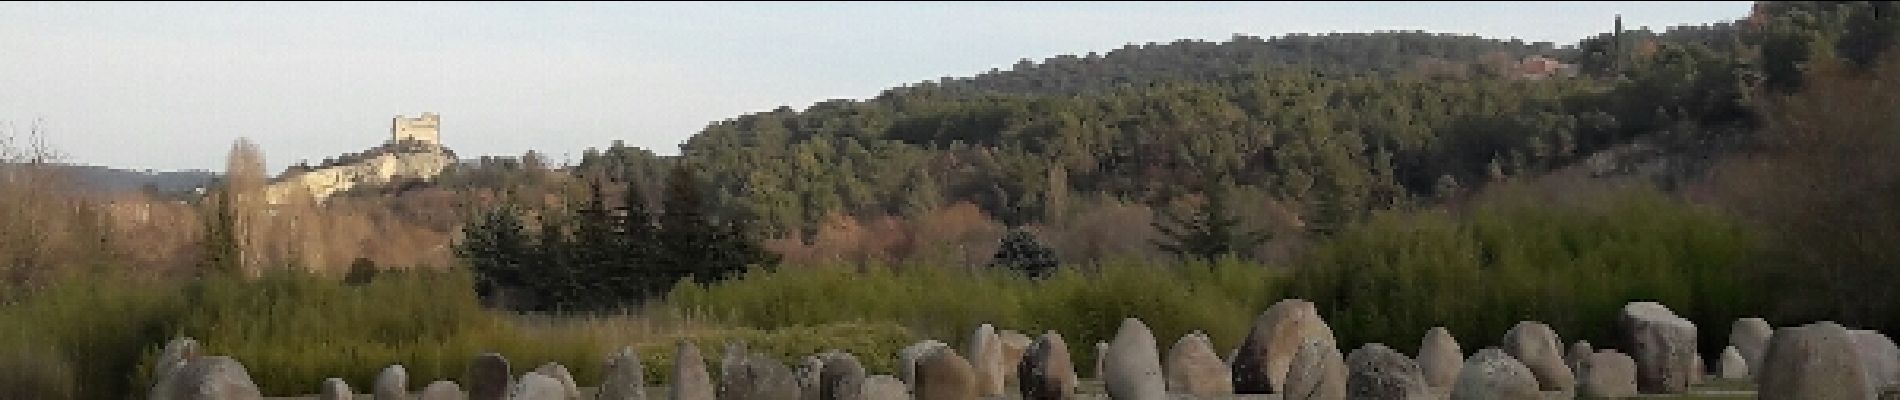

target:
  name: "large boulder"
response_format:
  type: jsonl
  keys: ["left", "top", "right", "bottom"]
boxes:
{"left": 898, "top": 340, "right": 949, "bottom": 387}
{"left": 151, "top": 356, "right": 263, "bottom": 400}
{"left": 1730, "top": 318, "right": 1773, "bottom": 372}
{"left": 1448, "top": 348, "right": 1539, "bottom": 400}
{"left": 1019, "top": 331, "right": 1078, "bottom": 400}
{"left": 1103, "top": 318, "right": 1167, "bottom": 400}
{"left": 1577, "top": 351, "right": 1637, "bottom": 399}
{"left": 1500, "top": 321, "right": 1573, "bottom": 392}
{"left": 1233, "top": 299, "right": 1338, "bottom": 394}
{"left": 1283, "top": 340, "right": 1347, "bottom": 400}
{"left": 673, "top": 341, "right": 716, "bottom": 400}
{"left": 999, "top": 330, "right": 1033, "bottom": 385}
{"left": 1853, "top": 330, "right": 1900, "bottom": 392}
{"left": 1165, "top": 331, "right": 1233, "bottom": 396}
{"left": 599, "top": 347, "right": 648, "bottom": 400}
{"left": 820, "top": 352, "right": 869, "bottom": 400}
{"left": 466, "top": 353, "right": 513, "bottom": 400}
{"left": 532, "top": 363, "right": 580, "bottom": 400}
{"left": 376, "top": 365, "right": 410, "bottom": 400}
{"left": 322, "top": 378, "right": 354, "bottom": 400}
{"left": 1344, "top": 344, "right": 1432, "bottom": 400}
{"left": 861, "top": 375, "right": 909, "bottom": 400}
{"left": 1416, "top": 327, "right": 1462, "bottom": 389}
{"left": 1758, "top": 322, "right": 1873, "bottom": 400}
{"left": 1719, "top": 346, "right": 1749, "bottom": 380}
{"left": 718, "top": 351, "right": 801, "bottom": 400}
{"left": 506, "top": 372, "right": 566, "bottom": 400}
{"left": 914, "top": 347, "right": 978, "bottom": 400}
{"left": 148, "top": 337, "right": 204, "bottom": 400}
{"left": 967, "top": 324, "right": 1008, "bottom": 397}
{"left": 419, "top": 381, "right": 467, "bottom": 400}
{"left": 1618, "top": 302, "right": 1697, "bottom": 394}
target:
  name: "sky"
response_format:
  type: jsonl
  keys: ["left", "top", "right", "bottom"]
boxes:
{"left": 0, "top": 1, "right": 1754, "bottom": 173}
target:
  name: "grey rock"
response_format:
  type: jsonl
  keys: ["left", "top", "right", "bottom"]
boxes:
{"left": 1019, "top": 331, "right": 1078, "bottom": 400}
{"left": 1283, "top": 340, "right": 1347, "bottom": 400}
{"left": 151, "top": 356, "right": 263, "bottom": 400}
{"left": 821, "top": 352, "right": 869, "bottom": 400}
{"left": 798, "top": 355, "right": 825, "bottom": 400}
{"left": 1577, "top": 351, "right": 1637, "bottom": 399}
{"left": 999, "top": 330, "right": 1033, "bottom": 386}
{"left": 1104, "top": 318, "right": 1167, "bottom": 400}
{"left": 467, "top": 353, "right": 513, "bottom": 400}
{"left": 898, "top": 340, "right": 949, "bottom": 388}
{"left": 599, "top": 347, "right": 648, "bottom": 400}
{"left": 1618, "top": 302, "right": 1696, "bottom": 394}
{"left": 915, "top": 347, "right": 977, "bottom": 400}
{"left": 1852, "top": 330, "right": 1900, "bottom": 392}
{"left": 1759, "top": 322, "right": 1873, "bottom": 400}
{"left": 148, "top": 337, "right": 204, "bottom": 400}
{"left": 1096, "top": 342, "right": 1110, "bottom": 380}
{"left": 1563, "top": 341, "right": 1590, "bottom": 378}
{"left": 1691, "top": 353, "right": 1705, "bottom": 385}
{"left": 506, "top": 372, "right": 566, "bottom": 400}
{"left": 966, "top": 324, "right": 1007, "bottom": 397}
{"left": 1730, "top": 318, "right": 1773, "bottom": 373}
{"left": 1448, "top": 348, "right": 1539, "bottom": 400}
{"left": 1719, "top": 346, "right": 1748, "bottom": 380}
{"left": 419, "top": 381, "right": 467, "bottom": 400}
{"left": 1500, "top": 321, "right": 1573, "bottom": 392}
{"left": 1233, "top": 299, "right": 1338, "bottom": 394}
{"left": 673, "top": 341, "right": 716, "bottom": 400}
{"left": 862, "top": 375, "right": 909, "bottom": 400}
{"left": 1344, "top": 344, "right": 1432, "bottom": 400}
{"left": 531, "top": 363, "right": 580, "bottom": 400}
{"left": 322, "top": 378, "right": 354, "bottom": 400}
{"left": 376, "top": 365, "right": 409, "bottom": 400}
{"left": 1165, "top": 332, "right": 1233, "bottom": 396}
{"left": 1416, "top": 327, "right": 1462, "bottom": 389}
{"left": 718, "top": 350, "right": 801, "bottom": 400}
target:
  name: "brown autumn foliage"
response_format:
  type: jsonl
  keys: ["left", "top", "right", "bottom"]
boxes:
{"left": 1708, "top": 52, "right": 1900, "bottom": 327}
{"left": 766, "top": 202, "right": 1004, "bottom": 268}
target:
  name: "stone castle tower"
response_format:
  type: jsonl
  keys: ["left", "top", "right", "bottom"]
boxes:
{"left": 391, "top": 112, "right": 440, "bottom": 144}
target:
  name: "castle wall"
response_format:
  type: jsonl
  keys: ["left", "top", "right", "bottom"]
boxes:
{"left": 392, "top": 113, "right": 440, "bottom": 144}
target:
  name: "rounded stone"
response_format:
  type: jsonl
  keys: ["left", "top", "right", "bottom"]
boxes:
{"left": 1343, "top": 344, "right": 1432, "bottom": 400}
{"left": 376, "top": 365, "right": 410, "bottom": 400}
{"left": 1719, "top": 346, "right": 1748, "bottom": 380}
{"left": 466, "top": 353, "right": 513, "bottom": 400}
{"left": 152, "top": 356, "right": 263, "bottom": 400}
{"left": 1730, "top": 318, "right": 1773, "bottom": 372}
{"left": 1759, "top": 322, "right": 1872, "bottom": 400}
{"left": 717, "top": 350, "right": 799, "bottom": 400}
{"left": 1500, "top": 321, "right": 1573, "bottom": 392}
{"left": 820, "top": 352, "right": 868, "bottom": 400}
{"left": 531, "top": 363, "right": 579, "bottom": 400}
{"left": 1283, "top": 340, "right": 1347, "bottom": 400}
{"left": 1578, "top": 351, "right": 1637, "bottom": 399}
{"left": 672, "top": 341, "right": 716, "bottom": 400}
{"left": 599, "top": 347, "right": 648, "bottom": 400}
{"left": 506, "top": 372, "right": 566, "bottom": 400}
{"left": 321, "top": 378, "right": 354, "bottom": 400}
{"left": 1448, "top": 348, "right": 1539, "bottom": 400}
{"left": 898, "top": 340, "right": 949, "bottom": 387}
{"left": 1103, "top": 318, "right": 1167, "bottom": 400}
{"left": 1618, "top": 302, "right": 1697, "bottom": 394}
{"left": 1018, "top": 331, "right": 1078, "bottom": 400}
{"left": 915, "top": 347, "right": 978, "bottom": 400}
{"left": 966, "top": 324, "right": 1008, "bottom": 397}
{"left": 1416, "top": 327, "right": 1462, "bottom": 389}
{"left": 1852, "top": 330, "right": 1900, "bottom": 392}
{"left": 861, "top": 375, "right": 909, "bottom": 400}
{"left": 419, "top": 381, "right": 467, "bottom": 400}
{"left": 1232, "top": 299, "right": 1337, "bottom": 394}
{"left": 1165, "top": 331, "right": 1233, "bottom": 396}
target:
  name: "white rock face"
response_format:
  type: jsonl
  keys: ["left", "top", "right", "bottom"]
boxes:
{"left": 264, "top": 142, "right": 456, "bottom": 205}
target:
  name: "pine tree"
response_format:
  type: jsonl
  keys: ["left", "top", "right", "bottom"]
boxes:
{"left": 454, "top": 200, "right": 531, "bottom": 309}
{"left": 1151, "top": 180, "right": 1271, "bottom": 263}
{"left": 659, "top": 164, "right": 773, "bottom": 287}
{"left": 198, "top": 180, "right": 242, "bottom": 278}
{"left": 990, "top": 227, "right": 1060, "bottom": 279}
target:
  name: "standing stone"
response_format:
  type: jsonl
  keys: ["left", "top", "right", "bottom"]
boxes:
{"left": 1577, "top": 351, "right": 1637, "bottom": 399}
{"left": 1095, "top": 342, "right": 1110, "bottom": 380}
{"left": 1165, "top": 332, "right": 1233, "bottom": 396}
{"left": 915, "top": 347, "right": 978, "bottom": 400}
{"left": 798, "top": 355, "right": 825, "bottom": 400}
{"left": 599, "top": 347, "right": 648, "bottom": 400}
{"left": 151, "top": 356, "right": 263, "bottom": 400}
{"left": 376, "top": 365, "right": 410, "bottom": 400}
{"left": 673, "top": 341, "right": 716, "bottom": 400}
{"left": 148, "top": 337, "right": 204, "bottom": 400}
{"left": 532, "top": 363, "right": 580, "bottom": 400}
{"left": 420, "top": 381, "right": 467, "bottom": 400}
{"left": 1233, "top": 299, "right": 1338, "bottom": 394}
{"left": 820, "top": 352, "right": 869, "bottom": 400}
{"left": 467, "top": 353, "right": 513, "bottom": 400}
{"left": 1730, "top": 318, "right": 1773, "bottom": 373}
{"left": 719, "top": 351, "right": 801, "bottom": 400}
{"left": 322, "top": 378, "right": 355, "bottom": 400}
{"left": 1690, "top": 354, "right": 1705, "bottom": 385}
{"left": 1564, "top": 341, "right": 1591, "bottom": 377}
{"left": 1448, "top": 348, "right": 1539, "bottom": 400}
{"left": 1618, "top": 302, "right": 1697, "bottom": 394}
{"left": 898, "top": 340, "right": 949, "bottom": 387}
{"left": 967, "top": 324, "right": 1007, "bottom": 397}
{"left": 1853, "top": 330, "right": 1900, "bottom": 392}
{"left": 1758, "top": 322, "right": 1873, "bottom": 400}
{"left": 862, "top": 375, "right": 909, "bottom": 400}
{"left": 1283, "top": 340, "right": 1347, "bottom": 400}
{"left": 1019, "top": 331, "right": 1078, "bottom": 400}
{"left": 1719, "top": 346, "right": 1748, "bottom": 380}
{"left": 1416, "top": 327, "right": 1462, "bottom": 389}
{"left": 507, "top": 372, "right": 566, "bottom": 400}
{"left": 1104, "top": 318, "right": 1167, "bottom": 400}
{"left": 999, "top": 330, "right": 1033, "bottom": 386}
{"left": 1344, "top": 344, "right": 1432, "bottom": 400}
{"left": 1500, "top": 321, "right": 1574, "bottom": 393}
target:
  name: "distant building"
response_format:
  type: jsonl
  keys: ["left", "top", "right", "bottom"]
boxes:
{"left": 1514, "top": 56, "right": 1578, "bottom": 80}
{"left": 391, "top": 112, "right": 441, "bottom": 145}
{"left": 262, "top": 113, "right": 456, "bottom": 205}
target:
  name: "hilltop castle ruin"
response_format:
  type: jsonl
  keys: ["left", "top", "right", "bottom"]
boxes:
{"left": 263, "top": 113, "right": 457, "bottom": 205}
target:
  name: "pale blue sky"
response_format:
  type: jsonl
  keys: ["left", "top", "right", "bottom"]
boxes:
{"left": 0, "top": 1, "right": 1753, "bottom": 172}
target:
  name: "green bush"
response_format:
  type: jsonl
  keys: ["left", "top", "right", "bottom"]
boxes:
{"left": 0, "top": 274, "right": 184, "bottom": 400}
{"left": 664, "top": 259, "right": 1283, "bottom": 373}
{"left": 1287, "top": 185, "right": 1758, "bottom": 356}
